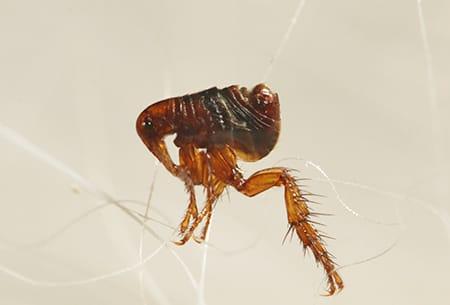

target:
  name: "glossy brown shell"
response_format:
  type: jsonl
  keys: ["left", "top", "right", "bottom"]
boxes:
{"left": 137, "top": 84, "right": 281, "bottom": 162}
{"left": 136, "top": 85, "right": 344, "bottom": 295}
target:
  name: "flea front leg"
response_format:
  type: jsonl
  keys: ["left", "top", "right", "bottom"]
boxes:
{"left": 194, "top": 178, "right": 226, "bottom": 243}
{"left": 175, "top": 177, "right": 225, "bottom": 245}
{"left": 178, "top": 145, "right": 210, "bottom": 234}
{"left": 235, "top": 167, "right": 344, "bottom": 296}
{"left": 179, "top": 182, "right": 198, "bottom": 233}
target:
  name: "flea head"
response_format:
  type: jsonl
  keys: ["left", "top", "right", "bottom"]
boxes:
{"left": 136, "top": 109, "right": 156, "bottom": 139}
{"left": 136, "top": 101, "right": 174, "bottom": 154}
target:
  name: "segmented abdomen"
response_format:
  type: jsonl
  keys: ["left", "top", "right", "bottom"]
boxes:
{"left": 170, "top": 86, "right": 280, "bottom": 161}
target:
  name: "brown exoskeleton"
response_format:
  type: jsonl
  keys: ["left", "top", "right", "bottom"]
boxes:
{"left": 136, "top": 84, "right": 344, "bottom": 295}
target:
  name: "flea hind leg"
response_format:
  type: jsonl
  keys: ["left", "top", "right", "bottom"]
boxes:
{"left": 235, "top": 167, "right": 344, "bottom": 296}
{"left": 207, "top": 147, "right": 343, "bottom": 294}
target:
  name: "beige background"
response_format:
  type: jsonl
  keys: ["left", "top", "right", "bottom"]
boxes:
{"left": 0, "top": 0, "right": 449, "bottom": 304}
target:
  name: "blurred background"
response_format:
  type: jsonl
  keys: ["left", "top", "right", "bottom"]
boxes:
{"left": 0, "top": 0, "right": 449, "bottom": 304}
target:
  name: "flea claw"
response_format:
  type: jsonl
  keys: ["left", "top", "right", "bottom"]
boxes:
{"left": 193, "top": 235, "right": 205, "bottom": 244}
{"left": 173, "top": 238, "right": 188, "bottom": 246}
{"left": 174, "top": 230, "right": 194, "bottom": 245}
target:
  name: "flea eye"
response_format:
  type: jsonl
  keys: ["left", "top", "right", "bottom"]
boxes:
{"left": 142, "top": 117, "right": 153, "bottom": 129}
